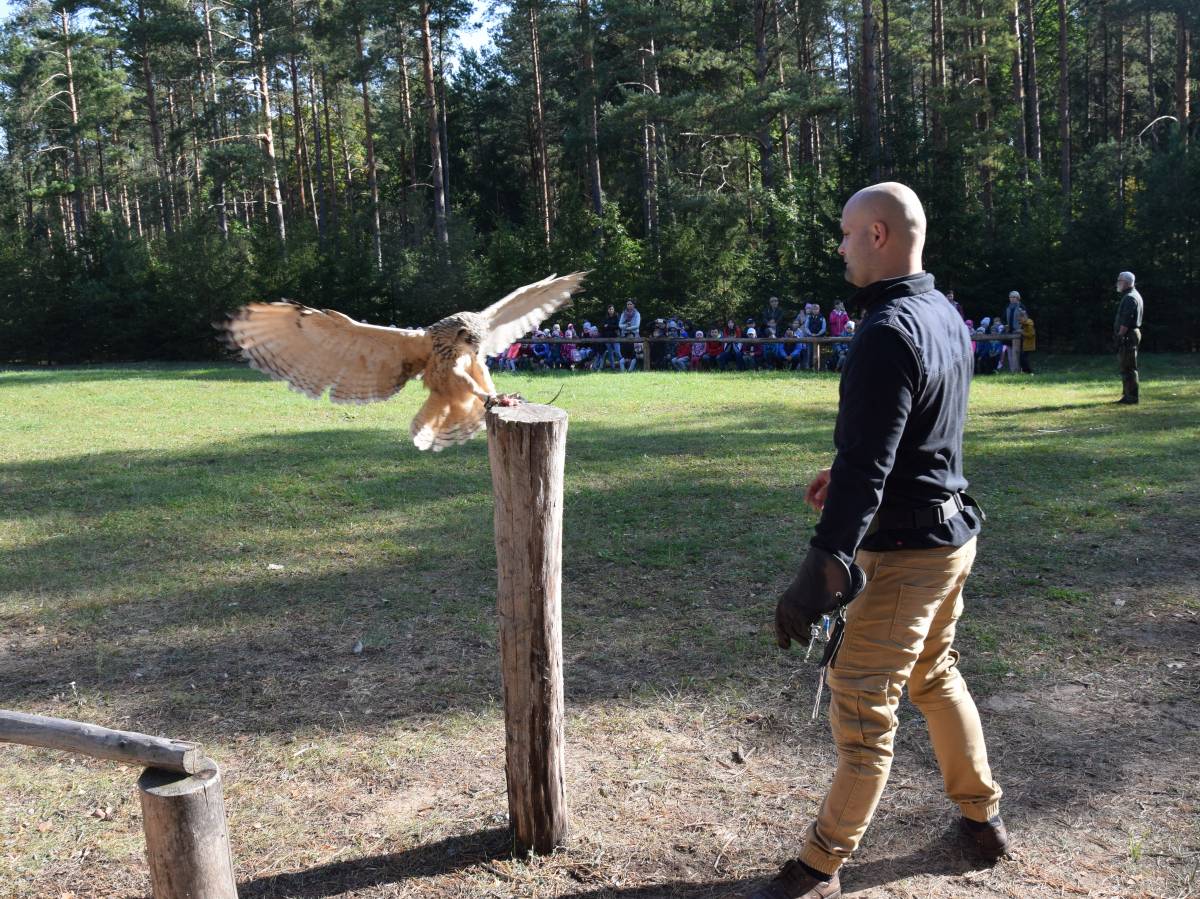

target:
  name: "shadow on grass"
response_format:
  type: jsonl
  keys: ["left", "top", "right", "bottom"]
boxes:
{"left": 232, "top": 822, "right": 992, "bottom": 898}
{"left": 0, "top": 363, "right": 263, "bottom": 386}
{"left": 3, "top": 363, "right": 1199, "bottom": 899}
{"left": 238, "top": 826, "right": 512, "bottom": 898}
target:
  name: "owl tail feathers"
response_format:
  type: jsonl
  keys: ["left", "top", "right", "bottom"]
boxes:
{"left": 410, "top": 391, "right": 486, "bottom": 451}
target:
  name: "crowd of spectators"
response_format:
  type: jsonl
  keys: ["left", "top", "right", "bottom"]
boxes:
{"left": 487, "top": 289, "right": 1036, "bottom": 376}
{"left": 960, "top": 289, "right": 1036, "bottom": 375}
{"left": 487, "top": 296, "right": 859, "bottom": 374}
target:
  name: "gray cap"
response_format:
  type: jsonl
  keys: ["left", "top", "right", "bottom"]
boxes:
{"left": 1118, "top": 271, "right": 1135, "bottom": 285}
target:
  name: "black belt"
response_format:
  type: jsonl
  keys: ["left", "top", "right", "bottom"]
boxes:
{"left": 873, "top": 492, "right": 984, "bottom": 531}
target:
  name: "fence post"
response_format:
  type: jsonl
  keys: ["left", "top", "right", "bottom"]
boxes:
{"left": 486, "top": 403, "right": 568, "bottom": 855}
{"left": 138, "top": 761, "right": 238, "bottom": 899}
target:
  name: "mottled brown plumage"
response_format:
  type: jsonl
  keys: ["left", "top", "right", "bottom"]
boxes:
{"left": 217, "top": 272, "right": 586, "bottom": 451}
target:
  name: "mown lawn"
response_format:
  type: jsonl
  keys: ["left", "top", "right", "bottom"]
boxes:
{"left": 1, "top": 356, "right": 1198, "bottom": 898}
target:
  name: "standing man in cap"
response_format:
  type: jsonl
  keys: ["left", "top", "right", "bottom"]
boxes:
{"left": 1114, "top": 272, "right": 1144, "bottom": 404}
{"left": 749, "top": 182, "right": 1004, "bottom": 899}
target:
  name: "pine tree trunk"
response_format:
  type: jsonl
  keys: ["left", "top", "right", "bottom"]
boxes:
{"left": 199, "top": 0, "right": 227, "bottom": 238}
{"left": 773, "top": 2, "right": 793, "bottom": 184}
{"left": 753, "top": 0, "right": 776, "bottom": 190}
{"left": 1177, "top": 15, "right": 1191, "bottom": 145}
{"left": 97, "top": 133, "right": 112, "bottom": 214}
{"left": 252, "top": 2, "right": 286, "bottom": 243}
{"left": 308, "top": 65, "right": 327, "bottom": 242}
{"left": 420, "top": 0, "right": 449, "bottom": 245}
{"left": 138, "top": 0, "right": 173, "bottom": 234}
{"left": 1102, "top": 15, "right": 1109, "bottom": 142}
{"left": 1010, "top": 0, "right": 1029, "bottom": 180}
{"left": 880, "top": 0, "right": 892, "bottom": 173}
{"left": 1117, "top": 21, "right": 1126, "bottom": 210}
{"left": 639, "top": 43, "right": 659, "bottom": 246}
{"left": 290, "top": 53, "right": 312, "bottom": 219}
{"left": 931, "top": 0, "right": 947, "bottom": 146}
{"left": 1022, "top": 0, "right": 1041, "bottom": 164}
{"left": 977, "top": 0, "right": 993, "bottom": 227}
{"left": 1145, "top": 11, "right": 1154, "bottom": 118}
{"left": 1057, "top": 0, "right": 1070, "bottom": 216}
{"left": 287, "top": 0, "right": 311, "bottom": 221}
{"left": 396, "top": 24, "right": 416, "bottom": 241}
{"left": 860, "top": 0, "right": 881, "bottom": 180}
{"left": 529, "top": 0, "right": 552, "bottom": 247}
{"left": 60, "top": 9, "right": 87, "bottom": 238}
{"left": 1116, "top": 22, "right": 1126, "bottom": 143}
{"left": 356, "top": 26, "right": 383, "bottom": 269}
{"left": 579, "top": 0, "right": 603, "bottom": 214}
{"left": 320, "top": 67, "right": 339, "bottom": 229}
{"left": 167, "top": 85, "right": 190, "bottom": 220}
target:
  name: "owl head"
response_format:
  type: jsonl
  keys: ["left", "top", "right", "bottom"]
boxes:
{"left": 430, "top": 312, "right": 489, "bottom": 355}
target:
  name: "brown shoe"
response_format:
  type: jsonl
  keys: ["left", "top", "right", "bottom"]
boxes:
{"left": 745, "top": 859, "right": 841, "bottom": 899}
{"left": 959, "top": 815, "right": 1009, "bottom": 861}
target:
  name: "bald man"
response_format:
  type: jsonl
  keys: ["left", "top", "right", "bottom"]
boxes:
{"left": 754, "top": 184, "right": 1005, "bottom": 899}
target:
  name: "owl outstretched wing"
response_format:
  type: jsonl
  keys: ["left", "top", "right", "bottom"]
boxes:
{"left": 478, "top": 271, "right": 588, "bottom": 357}
{"left": 218, "top": 302, "right": 433, "bottom": 404}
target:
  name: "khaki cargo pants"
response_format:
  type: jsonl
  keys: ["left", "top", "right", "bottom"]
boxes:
{"left": 799, "top": 538, "right": 1003, "bottom": 876}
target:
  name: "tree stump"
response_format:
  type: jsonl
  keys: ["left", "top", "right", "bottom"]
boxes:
{"left": 486, "top": 403, "right": 568, "bottom": 855}
{"left": 138, "top": 761, "right": 238, "bottom": 899}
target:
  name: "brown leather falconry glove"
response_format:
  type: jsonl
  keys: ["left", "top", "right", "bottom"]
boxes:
{"left": 775, "top": 546, "right": 867, "bottom": 649}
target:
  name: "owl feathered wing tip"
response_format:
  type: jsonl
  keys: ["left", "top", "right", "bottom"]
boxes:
{"left": 479, "top": 271, "right": 590, "bottom": 357}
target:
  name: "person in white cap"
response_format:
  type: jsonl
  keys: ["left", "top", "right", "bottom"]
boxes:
{"left": 1114, "top": 272, "right": 1143, "bottom": 404}
{"left": 1005, "top": 291, "right": 1026, "bottom": 371}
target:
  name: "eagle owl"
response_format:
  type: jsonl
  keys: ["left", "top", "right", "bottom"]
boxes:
{"left": 218, "top": 272, "right": 587, "bottom": 451}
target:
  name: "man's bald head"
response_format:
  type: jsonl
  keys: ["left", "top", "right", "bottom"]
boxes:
{"left": 838, "top": 182, "right": 927, "bottom": 288}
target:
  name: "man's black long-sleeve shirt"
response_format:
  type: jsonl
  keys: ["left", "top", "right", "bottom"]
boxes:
{"left": 813, "top": 272, "right": 981, "bottom": 564}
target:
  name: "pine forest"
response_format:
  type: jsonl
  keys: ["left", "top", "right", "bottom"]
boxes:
{"left": 0, "top": 0, "right": 1196, "bottom": 361}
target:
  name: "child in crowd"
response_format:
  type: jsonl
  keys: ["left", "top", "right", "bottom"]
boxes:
{"left": 531, "top": 330, "right": 552, "bottom": 368}
{"left": 828, "top": 300, "right": 849, "bottom": 337}
{"left": 782, "top": 327, "right": 804, "bottom": 369}
{"left": 830, "top": 320, "right": 855, "bottom": 371}
{"left": 762, "top": 326, "right": 787, "bottom": 369}
{"left": 560, "top": 324, "right": 578, "bottom": 369}
{"left": 742, "top": 328, "right": 762, "bottom": 369}
{"left": 672, "top": 331, "right": 693, "bottom": 370}
{"left": 703, "top": 329, "right": 723, "bottom": 369}
{"left": 690, "top": 330, "right": 707, "bottom": 370}
{"left": 992, "top": 320, "right": 1009, "bottom": 372}
{"left": 717, "top": 319, "right": 743, "bottom": 370}
{"left": 1018, "top": 310, "right": 1036, "bottom": 373}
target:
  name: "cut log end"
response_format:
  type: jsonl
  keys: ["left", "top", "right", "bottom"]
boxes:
{"left": 487, "top": 403, "right": 567, "bottom": 425}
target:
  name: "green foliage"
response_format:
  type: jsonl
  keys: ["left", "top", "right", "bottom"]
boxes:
{"left": 0, "top": 0, "right": 1197, "bottom": 360}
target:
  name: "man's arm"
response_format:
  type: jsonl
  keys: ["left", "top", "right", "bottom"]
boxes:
{"left": 1116, "top": 295, "right": 1136, "bottom": 336}
{"left": 812, "top": 325, "right": 920, "bottom": 565}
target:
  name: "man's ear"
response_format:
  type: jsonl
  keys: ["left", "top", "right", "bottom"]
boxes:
{"left": 871, "top": 221, "right": 888, "bottom": 247}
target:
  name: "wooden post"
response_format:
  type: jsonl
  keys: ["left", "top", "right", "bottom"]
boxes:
{"left": 138, "top": 762, "right": 238, "bottom": 899}
{"left": 486, "top": 403, "right": 568, "bottom": 855}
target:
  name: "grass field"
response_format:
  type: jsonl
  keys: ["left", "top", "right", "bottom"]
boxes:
{"left": 2, "top": 356, "right": 1199, "bottom": 899}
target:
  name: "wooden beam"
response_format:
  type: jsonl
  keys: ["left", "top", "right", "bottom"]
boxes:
{"left": 0, "top": 710, "right": 203, "bottom": 774}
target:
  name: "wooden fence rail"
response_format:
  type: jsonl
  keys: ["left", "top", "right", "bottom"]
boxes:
{"left": 0, "top": 709, "right": 237, "bottom": 898}
{"left": 510, "top": 333, "right": 1023, "bottom": 371}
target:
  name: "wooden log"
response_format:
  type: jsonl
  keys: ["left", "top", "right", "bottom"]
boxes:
{"left": 139, "top": 761, "right": 238, "bottom": 899}
{"left": 0, "top": 710, "right": 203, "bottom": 774}
{"left": 486, "top": 403, "right": 569, "bottom": 855}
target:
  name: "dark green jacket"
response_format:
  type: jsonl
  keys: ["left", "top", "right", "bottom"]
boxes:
{"left": 1114, "top": 288, "right": 1143, "bottom": 334}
